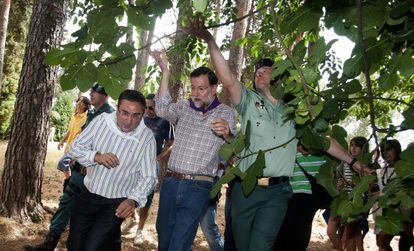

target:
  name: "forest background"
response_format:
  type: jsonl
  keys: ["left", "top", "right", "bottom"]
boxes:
{"left": 0, "top": 0, "right": 413, "bottom": 241}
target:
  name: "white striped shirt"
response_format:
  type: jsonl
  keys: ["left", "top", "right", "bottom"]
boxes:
{"left": 68, "top": 112, "right": 157, "bottom": 207}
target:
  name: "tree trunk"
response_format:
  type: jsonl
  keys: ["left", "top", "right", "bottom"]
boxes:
{"left": 167, "top": 0, "right": 191, "bottom": 101}
{"left": 134, "top": 28, "right": 154, "bottom": 90}
{"left": 0, "top": 0, "right": 68, "bottom": 222}
{"left": 0, "top": 0, "right": 11, "bottom": 95}
{"left": 219, "top": 0, "right": 251, "bottom": 105}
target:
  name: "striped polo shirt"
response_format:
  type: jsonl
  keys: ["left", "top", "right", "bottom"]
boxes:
{"left": 290, "top": 152, "right": 326, "bottom": 194}
{"left": 68, "top": 112, "right": 157, "bottom": 207}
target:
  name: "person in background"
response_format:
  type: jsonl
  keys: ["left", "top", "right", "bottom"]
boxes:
{"left": 375, "top": 139, "right": 413, "bottom": 251}
{"left": 56, "top": 96, "right": 90, "bottom": 190}
{"left": 327, "top": 137, "right": 370, "bottom": 251}
{"left": 274, "top": 143, "right": 326, "bottom": 251}
{"left": 340, "top": 137, "right": 370, "bottom": 251}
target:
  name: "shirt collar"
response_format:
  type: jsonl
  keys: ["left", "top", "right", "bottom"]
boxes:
{"left": 188, "top": 96, "right": 221, "bottom": 114}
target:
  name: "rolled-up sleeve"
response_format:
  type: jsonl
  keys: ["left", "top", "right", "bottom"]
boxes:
{"left": 67, "top": 115, "right": 101, "bottom": 167}
{"left": 155, "top": 92, "right": 181, "bottom": 125}
{"left": 128, "top": 137, "right": 158, "bottom": 207}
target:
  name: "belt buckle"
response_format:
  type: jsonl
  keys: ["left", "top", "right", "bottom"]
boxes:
{"left": 258, "top": 178, "right": 269, "bottom": 186}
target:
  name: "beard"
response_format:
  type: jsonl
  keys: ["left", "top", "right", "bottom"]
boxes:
{"left": 192, "top": 93, "right": 214, "bottom": 109}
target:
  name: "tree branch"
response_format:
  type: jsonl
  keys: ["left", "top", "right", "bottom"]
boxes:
{"left": 269, "top": 0, "right": 315, "bottom": 119}
{"left": 356, "top": 0, "right": 378, "bottom": 146}
{"left": 137, "top": 2, "right": 271, "bottom": 51}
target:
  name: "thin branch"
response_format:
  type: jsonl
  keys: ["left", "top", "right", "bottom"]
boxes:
{"left": 333, "top": 96, "right": 413, "bottom": 108}
{"left": 269, "top": 0, "right": 315, "bottom": 119}
{"left": 137, "top": 2, "right": 271, "bottom": 51}
{"left": 240, "top": 136, "right": 296, "bottom": 159}
{"left": 356, "top": 0, "right": 379, "bottom": 146}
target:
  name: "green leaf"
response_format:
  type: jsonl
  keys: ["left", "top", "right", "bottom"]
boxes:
{"left": 331, "top": 125, "right": 348, "bottom": 149}
{"left": 272, "top": 60, "right": 292, "bottom": 76}
{"left": 343, "top": 56, "right": 362, "bottom": 78}
{"left": 312, "top": 100, "right": 324, "bottom": 117}
{"left": 342, "top": 80, "right": 362, "bottom": 94}
{"left": 242, "top": 150, "right": 266, "bottom": 196}
{"left": 337, "top": 200, "right": 353, "bottom": 218}
{"left": 193, "top": 0, "right": 208, "bottom": 12}
{"left": 350, "top": 175, "right": 376, "bottom": 199}
{"left": 242, "top": 172, "right": 257, "bottom": 197}
{"left": 245, "top": 120, "right": 251, "bottom": 148}
{"left": 71, "top": 25, "right": 89, "bottom": 39}
{"left": 270, "top": 85, "right": 284, "bottom": 100}
{"left": 376, "top": 210, "right": 404, "bottom": 235}
{"left": 220, "top": 142, "right": 234, "bottom": 161}
{"left": 302, "top": 68, "right": 319, "bottom": 83}
{"left": 77, "top": 63, "right": 98, "bottom": 91}
{"left": 313, "top": 118, "right": 329, "bottom": 133}
{"left": 398, "top": 51, "right": 414, "bottom": 78}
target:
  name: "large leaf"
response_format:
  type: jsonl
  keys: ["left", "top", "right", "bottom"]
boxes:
{"left": 193, "top": 0, "right": 208, "bottom": 12}
{"left": 376, "top": 210, "right": 406, "bottom": 235}
{"left": 280, "top": 6, "right": 322, "bottom": 34}
{"left": 242, "top": 150, "right": 265, "bottom": 196}
{"left": 331, "top": 125, "right": 348, "bottom": 149}
{"left": 350, "top": 175, "right": 376, "bottom": 199}
{"left": 343, "top": 55, "right": 362, "bottom": 78}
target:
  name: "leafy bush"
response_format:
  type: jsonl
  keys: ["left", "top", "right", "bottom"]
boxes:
{"left": 51, "top": 90, "right": 76, "bottom": 141}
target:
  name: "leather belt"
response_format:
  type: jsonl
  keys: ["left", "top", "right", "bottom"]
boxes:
{"left": 257, "top": 176, "right": 289, "bottom": 186}
{"left": 166, "top": 170, "right": 214, "bottom": 183}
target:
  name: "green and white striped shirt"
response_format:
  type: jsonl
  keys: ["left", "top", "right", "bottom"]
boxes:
{"left": 290, "top": 152, "right": 326, "bottom": 194}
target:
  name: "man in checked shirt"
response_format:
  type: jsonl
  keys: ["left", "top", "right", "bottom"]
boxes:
{"left": 151, "top": 51, "right": 237, "bottom": 251}
{"left": 66, "top": 90, "right": 157, "bottom": 251}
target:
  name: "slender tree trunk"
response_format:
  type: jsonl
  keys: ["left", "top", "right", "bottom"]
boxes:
{"left": 0, "top": 0, "right": 11, "bottom": 95}
{"left": 219, "top": 0, "right": 251, "bottom": 105}
{"left": 134, "top": 28, "right": 154, "bottom": 90}
{"left": 169, "top": 3, "right": 188, "bottom": 101}
{"left": 0, "top": 0, "right": 68, "bottom": 221}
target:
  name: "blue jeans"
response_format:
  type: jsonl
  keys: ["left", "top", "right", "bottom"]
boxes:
{"left": 200, "top": 200, "right": 224, "bottom": 251}
{"left": 67, "top": 187, "right": 124, "bottom": 251}
{"left": 49, "top": 171, "right": 85, "bottom": 235}
{"left": 156, "top": 177, "right": 212, "bottom": 251}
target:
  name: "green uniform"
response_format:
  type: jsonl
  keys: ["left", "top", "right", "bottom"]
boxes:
{"left": 231, "top": 85, "right": 297, "bottom": 251}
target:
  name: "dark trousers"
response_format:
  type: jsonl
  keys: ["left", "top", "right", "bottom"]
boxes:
{"left": 274, "top": 193, "right": 319, "bottom": 251}
{"left": 49, "top": 171, "right": 84, "bottom": 236}
{"left": 67, "top": 187, "right": 124, "bottom": 251}
{"left": 231, "top": 181, "right": 292, "bottom": 251}
{"left": 224, "top": 182, "right": 237, "bottom": 251}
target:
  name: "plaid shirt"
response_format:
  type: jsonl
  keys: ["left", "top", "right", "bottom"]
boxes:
{"left": 155, "top": 93, "right": 237, "bottom": 176}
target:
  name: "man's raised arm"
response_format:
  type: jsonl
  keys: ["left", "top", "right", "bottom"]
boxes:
{"left": 188, "top": 18, "right": 242, "bottom": 105}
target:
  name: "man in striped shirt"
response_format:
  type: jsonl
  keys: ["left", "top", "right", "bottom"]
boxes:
{"left": 274, "top": 143, "right": 326, "bottom": 251}
{"left": 66, "top": 90, "right": 157, "bottom": 251}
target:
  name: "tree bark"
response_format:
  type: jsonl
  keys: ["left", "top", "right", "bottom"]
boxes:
{"left": 134, "top": 28, "right": 154, "bottom": 90}
{"left": 0, "top": 0, "right": 68, "bottom": 221}
{"left": 219, "top": 0, "right": 251, "bottom": 105}
{"left": 0, "top": 0, "right": 11, "bottom": 95}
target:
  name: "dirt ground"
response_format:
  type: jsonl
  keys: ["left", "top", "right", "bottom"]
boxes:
{"left": 0, "top": 141, "right": 401, "bottom": 250}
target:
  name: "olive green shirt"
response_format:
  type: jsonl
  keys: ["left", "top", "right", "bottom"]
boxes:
{"left": 235, "top": 86, "right": 298, "bottom": 177}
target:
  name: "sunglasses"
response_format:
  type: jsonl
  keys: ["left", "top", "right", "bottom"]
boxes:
{"left": 146, "top": 107, "right": 155, "bottom": 111}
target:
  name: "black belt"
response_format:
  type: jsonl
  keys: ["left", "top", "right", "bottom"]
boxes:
{"left": 257, "top": 176, "right": 289, "bottom": 186}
